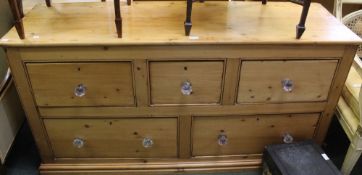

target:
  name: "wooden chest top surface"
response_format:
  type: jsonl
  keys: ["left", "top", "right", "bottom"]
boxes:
{"left": 0, "top": 1, "right": 361, "bottom": 47}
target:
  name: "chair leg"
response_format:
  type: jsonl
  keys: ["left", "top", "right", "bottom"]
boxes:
{"left": 127, "top": 0, "right": 131, "bottom": 6}
{"left": 114, "top": 0, "right": 122, "bottom": 38}
{"left": 262, "top": 0, "right": 267, "bottom": 5}
{"left": 341, "top": 144, "right": 362, "bottom": 175}
{"left": 184, "top": 0, "right": 193, "bottom": 36}
{"left": 45, "top": 0, "right": 51, "bottom": 7}
{"left": 335, "top": 0, "right": 343, "bottom": 20}
{"left": 16, "top": 0, "right": 23, "bottom": 18}
{"left": 296, "top": 0, "right": 311, "bottom": 39}
{"left": 8, "top": 0, "right": 25, "bottom": 39}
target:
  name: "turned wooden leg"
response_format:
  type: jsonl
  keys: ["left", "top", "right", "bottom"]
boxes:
{"left": 262, "top": 0, "right": 267, "bottom": 5}
{"left": 341, "top": 144, "right": 362, "bottom": 175}
{"left": 45, "top": 0, "right": 51, "bottom": 7}
{"left": 114, "top": 0, "right": 122, "bottom": 38}
{"left": 296, "top": 0, "right": 311, "bottom": 39}
{"left": 184, "top": 0, "right": 193, "bottom": 36}
{"left": 16, "top": 0, "right": 23, "bottom": 18}
{"left": 8, "top": 0, "right": 25, "bottom": 39}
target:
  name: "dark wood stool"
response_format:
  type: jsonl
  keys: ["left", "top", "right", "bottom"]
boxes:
{"left": 185, "top": 0, "right": 311, "bottom": 39}
{"left": 7, "top": 0, "right": 128, "bottom": 39}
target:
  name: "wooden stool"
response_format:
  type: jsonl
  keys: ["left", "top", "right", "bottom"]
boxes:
{"left": 185, "top": 0, "right": 311, "bottom": 39}
{"left": 7, "top": 0, "right": 127, "bottom": 39}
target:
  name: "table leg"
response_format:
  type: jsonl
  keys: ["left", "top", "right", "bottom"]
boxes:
{"left": 16, "top": 0, "right": 23, "bottom": 18}
{"left": 296, "top": 0, "right": 311, "bottom": 39}
{"left": 8, "top": 0, "right": 25, "bottom": 39}
{"left": 45, "top": 0, "right": 51, "bottom": 7}
{"left": 114, "top": 0, "right": 122, "bottom": 38}
{"left": 184, "top": 0, "right": 193, "bottom": 36}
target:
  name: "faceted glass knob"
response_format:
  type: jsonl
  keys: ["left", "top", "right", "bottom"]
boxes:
{"left": 142, "top": 137, "right": 154, "bottom": 148}
{"left": 181, "top": 81, "right": 192, "bottom": 95}
{"left": 218, "top": 133, "right": 228, "bottom": 146}
{"left": 281, "top": 79, "right": 294, "bottom": 92}
{"left": 283, "top": 133, "right": 294, "bottom": 144}
{"left": 74, "top": 84, "right": 86, "bottom": 97}
{"left": 73, "top": 138, "right": 85, "bottom": 148}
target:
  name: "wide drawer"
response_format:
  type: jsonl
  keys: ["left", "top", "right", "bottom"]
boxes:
{"left": 26, "top": 62, "right": 135, "bottom": 107}
{"left": 237, "top": 60, "right": 337, "bottom": 103}
{"left": 149, "top": 61, "right": 224, "bottom": 105}
{"left": 44, "top": 118, "right": 178, "bottom": 158}
{"left": 192, "top": 114, "right": 319, "bottom": 156}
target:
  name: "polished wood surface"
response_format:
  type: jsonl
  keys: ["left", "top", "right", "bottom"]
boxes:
{"left": 44, "top": 118, "right": 178, "bottom": 158}
{"left": 192, "top": 114, "right": 319, "bottom": 156}
{"left": 1, "top": 1, "right": 360, "bottom": 174}
{"left": 0, "top": 1, "right": 361, "bottom": 46}
{"left": 27, "top": 62, "right": 135, "bottom": 107}
{"left": 149, "top": 61, "right": 224, "bottom": 105}
{"left": 238, "top": 60, "right": 338, "bottom": 103}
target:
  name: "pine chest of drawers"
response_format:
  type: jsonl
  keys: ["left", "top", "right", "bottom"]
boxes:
{"left": 0, "top": 1, "right": 361, "bottom": 174}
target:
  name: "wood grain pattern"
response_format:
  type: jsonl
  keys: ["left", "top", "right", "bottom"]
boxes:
{"left": 39, "top": 157, "right": 261, "bottom": 174}
{"left": 0, "top": 1, "right": 360, "bottom": 47}
{"left": 149, "top": 61, "right": 224, "bottom": 105}
{"left": 179, "top": 115, "right": 192, "bottom": 158}
{"left": 6, "top": 48, "right": 54, "bottom": 162}
{"left": 315, "top": 45, "right": 358, "bottom": 144}
{"left": 19, "top": 45, "right": 347, "bottom": 61}
{"left": 238, "top": 60, "right": 338, "bottom": 103}
{"left": 192, "top": 114, "right": 319, "bottom": 156}
{"left": 222, "top": 58, "right": 240, "bottom": 105}
{"left": 44, "top": 118, "right": 178, "bottom": 158}
{"left": 26, "top": 62, "right": 135, "bottom": 107}
{"left": 38, "top": 102, "right": 327, "bottom": 118}
{"left": 133, "top": 60, "right": 149, "bottom": 107}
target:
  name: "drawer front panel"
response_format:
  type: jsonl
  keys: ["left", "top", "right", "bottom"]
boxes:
{"left": 192, "top": 114, "right": 319, "bottom": 156}
{"left": 237, "top": 60, "right": 338, "bottom": 103}
{"left": 150, "top": 61, "right": 224, "bottom": 105}
{"left": 27, "top": 62, "right": 135, "bottom": 107}
{"left": 44, "top": 118, "right": 178, "bottom": 158}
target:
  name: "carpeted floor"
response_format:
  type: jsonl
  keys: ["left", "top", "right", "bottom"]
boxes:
{"left": 1, "top": 115, "right": 362, "bottom": 175}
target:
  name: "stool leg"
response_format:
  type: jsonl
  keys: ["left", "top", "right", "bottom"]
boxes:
{"left": 341, "top": 144, "right": 362, "bottom": 175}
{"left": 8, "top": 0, "right": 25, "bottom": 39}
{"left": 114, "top": 0, "right": 122, "bottom": 38}
{"left": 296, "top": 0, "right": 310, "bottom": 39}
{"left": 184, "top": 0, "right": 192, "bottom": 36}
{"left": 262, "top": 0, "right": 267, "bottom": 5}
{"left": 16, "top": 0, "right": 23, "bottom": 18}
{"left": 45, "top": 0, "right": 51, "bottom": 7}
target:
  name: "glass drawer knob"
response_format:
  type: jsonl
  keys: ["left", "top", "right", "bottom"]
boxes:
{"left": 281, "top": 79, "right": 294, "bottom": 92}
{"left": 142, "top": 137, "right": 153, "bottom": 148}
{"left": 73, "top": 138, "right": 85, "bottom": 148}
{"left": 74, "top": 84, "right": 86, "bottom": 97}
{"left": 218, "top": 133, "right": 228, "bottom": 146}
{"left": 181, "top": 81, "right": 192, "bottom": 95}
{"left": 283, "top": 133, "right": 294, "bottom": 144}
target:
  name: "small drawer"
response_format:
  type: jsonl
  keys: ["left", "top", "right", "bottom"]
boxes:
{"left": 149, "top": 61, "right": 224, "bottom": 105}
{"left": 27, "top": 62, "right": 135, "bottom": 107}
{"left": 192, "top": 114, "right": 319, "bottom": 156}
{"left": 44, "top": 118, "right": 178, "bottom": 158}
{"left": 237, "top": 60, "right": 337, "bottom": 103}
